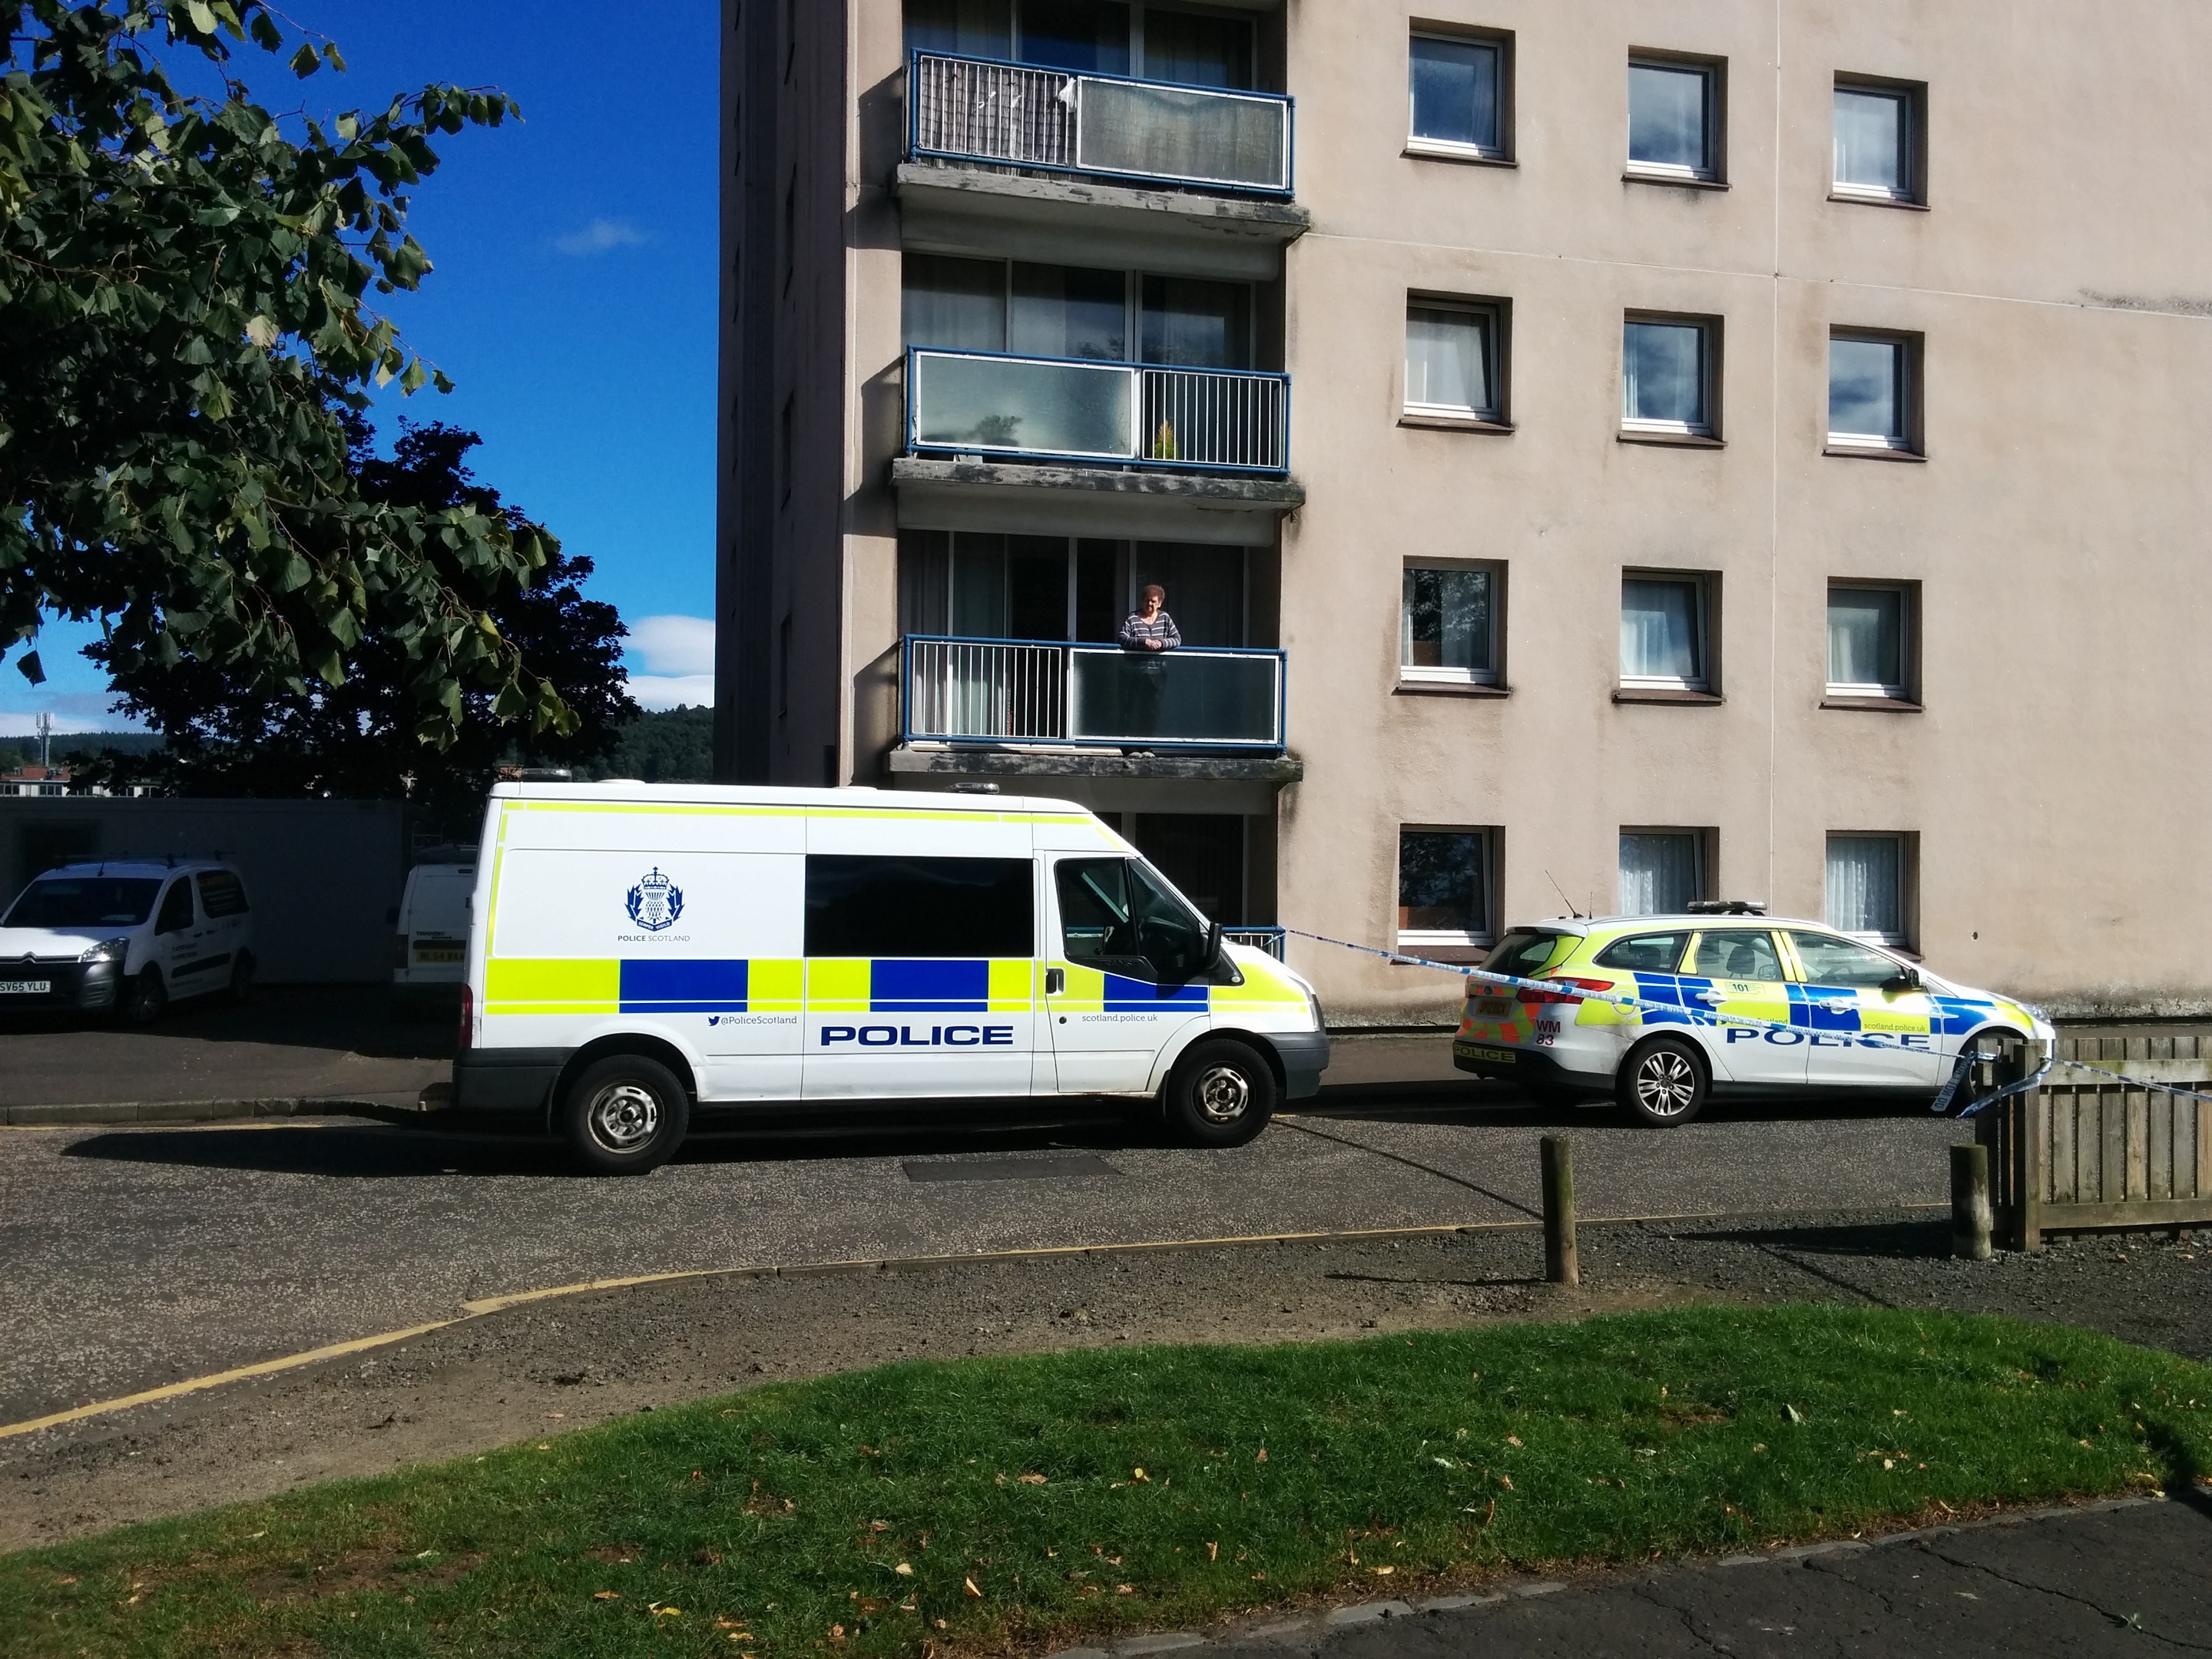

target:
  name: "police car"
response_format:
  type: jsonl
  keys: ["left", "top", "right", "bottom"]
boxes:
{"left": 1451, "top": 902, "right": 2051, "bottom": 1124}
{"left": 0, "top": 858, "right": 256, "bottom": 1022}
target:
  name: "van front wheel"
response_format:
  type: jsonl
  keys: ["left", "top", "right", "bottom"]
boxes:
{"left": 558, "top": 1055, "right": 690, "bottom": 1175}
{"left": 1165, "top": 1039, "right": 1277, "bottom": 1147}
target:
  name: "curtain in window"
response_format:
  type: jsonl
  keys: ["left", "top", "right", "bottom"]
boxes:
{"left": 1622, "top": 322, "right": 1705, "bottom": 427}
{"left": 1620, "top": 579, "right": 1702, "bottom": 684}
{"left": 906, "top": 0, "right": 1014, "bottom": 56}
{"left": 1406, "top": 308, "right": 1492, "bottom": 413}
{"left": 1619, "top": 833, "right": 1700, "bottom": 917}
{"left": 1141, "top": 7, "right": 1253, "bottom": 88}
{"left": 1827, "top": 588, "right": 1902, "bottom": 690}
{"left": 1401, "top": 568, "right": 1493, "bottom": 674}
{"left": 1141, "top": 276, "right": 1252, "bottom": 368}
{"left": 903, "top": 254, "right": 1007, "bottom": 352}
{"left": 1018, "top": 0, "right": 1131, "bottom": 73}
{"left": 1011, "top": 263, "right": 1128, "bottom": 360}
{"left": 1628, "top": 63, "right": 1709, "bottom": 171}
{"left": 1129, "top": 541, "right": 1245, "bottom": 645}
{"left": 1833, "top": 88, "right": 1906, "bottom": 192}
{"left": 1409, "top": 35, "right": 1499, "bottom": 150}
{"left": 1827, "top": 836, "right": 1902, "bottom": 937}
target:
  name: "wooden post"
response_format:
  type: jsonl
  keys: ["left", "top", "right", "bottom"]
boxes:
{"left": 1951, "top": 1143, "right": 1992, "bottom": 1260}
{"left": 1541, "top": 1135, "right": 1578, "bottom": 1286}
{"left": 2020, "top": 1039, "right": 2048, "bottom": 1253}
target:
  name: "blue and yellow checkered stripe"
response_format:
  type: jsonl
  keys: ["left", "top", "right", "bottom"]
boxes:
{"left": 484, "top": 958, "right": 1035, "bottom": 1017}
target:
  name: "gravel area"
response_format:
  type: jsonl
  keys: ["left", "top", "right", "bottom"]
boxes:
{"left": 5, "top": 1207, "right": 2205, "bottom": 1554}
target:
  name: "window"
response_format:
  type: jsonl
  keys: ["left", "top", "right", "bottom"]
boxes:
{"left": 1398, "top": 828, "right": 1494, "bottom": 946}
{"left": 2, "top": 877, "right": 160, "bottom": 928}
{"left": 1687, "top": 929, "right": 1782, "bottom": 981}
{"left": 1055, "top": 856, "right": 1212, "bottom": 983}
{"left": 1827, "top": 582, "right": 1914, "bottom": 700}
{"left": 1825, "top": 835, "right": 1910, "bottom": 945}
{"left": 1833, "top": 79, "right": 1922, "bottom": 204}
{"left": 1828, "top": 330, "right": 1918, "bottom": 452}
{"left": 1620, "top": 574, "right": 1711, "bottom": 693}
{"left": 1483, "top": 931, "right": 1567, "bottom": 977}
{"left": 1627, "top": 55, "right": 1720, "bottom": 182}
{"left": 1400, "top": 564, "right": 1499, "bottom": 685}
{"left": 1622, "top": 316, "right": 1716, "bottom": 437}
{"left": 1592, "top": 930, "right": 1689, "bottom": 972}
{"left": 1405, "top": 300, "right": 1503, "bottom": 422}
{"left": 1790, "top": 929, "right": 1910, "bottom": 988}
{"left": 1409, "top": 31, "right": 1507, "bottom": 159}
{"left": 155, "top": 877, "right": 195, "bottom": 935}
{"left": 805, "top": 854, "right": 1035, "bottom": 959}
{"left": 1618, "top": 831, "right": 1707, "bottom": 916}
{"left": 195, "top": 870, "right": 250, "bottom": 918}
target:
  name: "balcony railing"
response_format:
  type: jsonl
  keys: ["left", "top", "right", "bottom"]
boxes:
{"left": 902, "top": 635, "right": 1286, "bottom": 752}
{"left": 909, "top": 51, "right": 1293, "bottom": 196}
{"left": 907, "top": 348, "right": 1290, "bottom": 475}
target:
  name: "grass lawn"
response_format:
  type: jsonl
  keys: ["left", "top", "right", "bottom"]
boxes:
{"left": 3, "top": 1306, "right": 2207, "bottom": 1657}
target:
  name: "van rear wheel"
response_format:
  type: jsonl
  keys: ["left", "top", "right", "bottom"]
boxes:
{"left": 558, "top": 1055, "right": 690, "bottom": 1175}
{"left": 1165, "top": 1038, "right": 1276, "bottom": 1147}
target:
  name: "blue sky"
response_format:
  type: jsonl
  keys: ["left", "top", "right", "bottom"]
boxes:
{"left": 3, "top": 0, "right": 718, "bottom": 733}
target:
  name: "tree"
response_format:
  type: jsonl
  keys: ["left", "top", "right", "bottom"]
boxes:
{"left": 88, "top": 421, "right": 635, "bottom": 821}
{"left": 0, "top": 0, "right": 571, "bottom": 746}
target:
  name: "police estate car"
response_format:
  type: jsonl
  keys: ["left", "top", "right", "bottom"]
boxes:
{"left": 0, "top": 859, "right": 255, "bottom": 1022}
{"left": 1452, "top": 903, "right": 2051, "bottom": 1124}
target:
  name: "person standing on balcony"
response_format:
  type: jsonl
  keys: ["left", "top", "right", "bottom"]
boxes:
{"left": 1117, "top": 584, "right": 1180, "bottom": 749}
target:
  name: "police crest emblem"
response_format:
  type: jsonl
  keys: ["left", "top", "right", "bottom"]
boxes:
{"left": 625, "top": 867, "right": 684, "bottom": 932}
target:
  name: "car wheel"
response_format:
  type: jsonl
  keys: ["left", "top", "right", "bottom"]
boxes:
{"left": 1165, "top": 1038, "right": 1277, "bottom": 1147}
{"left": 1617, "top": 1036, "right": 1707, "bottom": 1127}
{"left": 123, "top": 968, "right": 167, "bottom": 1026}
{"left": 229, "top": 952, "right": 256, "bottom": 1005}
{"left": 557, "top": 1054, "right": 690, "bottom": 1175}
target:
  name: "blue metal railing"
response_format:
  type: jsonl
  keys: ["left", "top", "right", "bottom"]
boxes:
{"left": 906, "top": 346, "right": 1290, "bottom": 475}
{"left": 902, "top": 634, "right": 1287, "bottom": 753}
{"left": 1224, "top": 926, "right": 1286, "bottom": 959}
{"left": 908, "top": 49, "right": 1294, "bottom": 197}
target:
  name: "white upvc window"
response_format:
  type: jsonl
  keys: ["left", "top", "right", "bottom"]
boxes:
{"left": 1826, "top": 833, "right": 1911, "bottom": 946}
{"left": 1622, "top": 316, "right": 1716, "bottom": 437}
{"left": 1826, "top": 582, "right": 1913, "bottom": 700}
{"left": 1833, "top": 79, "right": 1922, "bottom": 203}
{"left": 1398, "top": 826, "right": 1496, "bottom": 948}
{"left": 1619, "top": 830, "right": 1707, "bottom": 917}
{"left": 1409, "top": 31, "right": 1508, "bottom": 161}
{"left": 1400, "top": 563, "right": 1500, "bottom": 685}
{"left": 1828, "top": 330, "right": 1917, "bottom": 452}
{"left": 1620, "top": 574, "right": 1711, "bottom": 692}
{"left": 1627, "top": 56, "right": 1722, "bottom": 182}
{"left": 1405, "top": 300, "right": 1503, "bottom": 421}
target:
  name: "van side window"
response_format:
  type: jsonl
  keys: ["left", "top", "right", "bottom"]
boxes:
{"left": 155, "top": 878, "right": 195, "bottom": 935}
{"left": 196, "top": 870, "right": 250, "bottom": 918}
{"left": 804, "top": 855, "right": 1033, "bottom": 959}
{"left": 1055, "top": 859, "right": 1209, "bottom": 984}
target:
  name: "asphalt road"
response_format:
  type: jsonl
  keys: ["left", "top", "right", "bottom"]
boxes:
{"left": 0, "top": 1043, "right": 1967, "bottom": 1429}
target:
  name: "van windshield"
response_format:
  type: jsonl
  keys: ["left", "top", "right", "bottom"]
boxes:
{"left": 5, "top": 878, "right": 164, "bottom": 929}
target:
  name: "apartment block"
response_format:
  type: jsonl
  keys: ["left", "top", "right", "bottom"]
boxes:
{"left": 719, "top": 1, "right": 2212, "bottom": 1021}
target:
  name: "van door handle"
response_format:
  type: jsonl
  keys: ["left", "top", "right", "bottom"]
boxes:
{"left": 1045, "top": 968, "right": 1065, "bottom": 996}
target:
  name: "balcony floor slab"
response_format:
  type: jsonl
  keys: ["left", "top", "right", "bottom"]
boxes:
{"left": 896, "top": 161, "right": 1308, "bottom": 282}
{"left": 892, "top": 455, "right": 1303, "bottom": 547}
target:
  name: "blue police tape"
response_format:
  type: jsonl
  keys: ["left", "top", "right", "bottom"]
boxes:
{"left": 1275, "top": 926, "right": 2208, "bottom": 1121}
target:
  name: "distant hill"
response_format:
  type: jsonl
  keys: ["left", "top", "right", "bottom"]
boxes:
{"left": 0, "top": 731, "right": 164, "bottom": 770}
{"left": 580, "top": 705, "right": 715, "bottom": 784}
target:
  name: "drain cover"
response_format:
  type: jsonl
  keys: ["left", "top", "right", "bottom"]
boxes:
{"left": 903, "top": 1154, "right": 1119, "bottom": 1183}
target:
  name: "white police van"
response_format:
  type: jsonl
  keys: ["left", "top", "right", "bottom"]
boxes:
{"left": 451, "top": 782, "right": 1329, "bottom": 1172}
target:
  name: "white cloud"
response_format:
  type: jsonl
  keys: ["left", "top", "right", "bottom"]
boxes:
{"left": 627, "top": 614, "right": 716, "bottom": 677}
{"left": 625, "top": 674, "right": 715, "bottom": 711}
{"left": 555, "top": 217, "right": 647, "bottom": 256}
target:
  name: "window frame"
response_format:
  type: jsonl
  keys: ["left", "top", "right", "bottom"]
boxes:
{"left": 1621, "top": 312, "right": 1720, "bottom": 441}
{"left": 1826, "top": 328, "right": 1922, "bottom": 455}
{"left": 1402, "top": 294, "right": 1510, "bottom": 427}
{"left": 1831, "top": 75, "right": 1927, "bottom": 207}
{"left": 1624, "top": 51, "right": 1726, "bottom": 185}
{"left": 1618, "top": 568, "right": 1717, "bottom": 695}
{"left": 1822, "top": 833, "right": 1917, "bottom": 949}
{"left": 1396, "top": 825, "right": 1499, "bottom": 951}
{"left": 1399, "top": 558, "right": 1505, "bottom": 689}
{"left": 1615, "top": 827, "right": 1714, "bottom": 918}
{"left": 1406, "top": 25, "right": 1514, "bottom": 164}
{"left": 1825, "top": 578, "right": 1919, "bottom": 704}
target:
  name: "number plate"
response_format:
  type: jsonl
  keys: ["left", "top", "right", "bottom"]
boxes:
{"left": 413, "top": 946, "right": 465, "bottom": 963}
{"left": 1473, "top": 998, "right": 1513, "bottom": 1018}
{"left": 1455, "top": 1042, "right": 1516, "bottom": 1064}
{"left": 0, "top": 980, "right": 53, "bottom": 995}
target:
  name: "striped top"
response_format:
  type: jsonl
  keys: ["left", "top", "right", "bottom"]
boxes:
{"left": 1117, "top": 611, "right": 1181, "bottom": 651}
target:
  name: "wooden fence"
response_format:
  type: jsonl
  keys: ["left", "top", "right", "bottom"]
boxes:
{"left": 1976, "top": 1033, "right": 2212, "bottom": 1248}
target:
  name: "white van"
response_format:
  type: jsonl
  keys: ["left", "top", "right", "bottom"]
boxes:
{"left": 451, "top": 782, "right": 1328, "bottom": 1172}
{"left": 0, "top": 858, "right": 254, "bottom": 1022}
{"left": 392, "top": 860, "right": 475, "bottom": 1003}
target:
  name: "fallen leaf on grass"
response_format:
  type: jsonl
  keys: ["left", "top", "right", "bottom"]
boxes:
{"left": 1131, "top": 1468, "right": 1150, "bottom": 1482}
{"left": 594, "top": 1591, "right": 621, "bottom": 1601}
{"left": 1373, "top": 1566, "right": 1395, "bottom": 1576}
{"left": 895, "top": 1563, "right": 914, "bottom": 1576}
{"left": 830, "top": 1624, "right": 846, "bottom": 1641}
{"left": 1505, "top": 1435, "right": 1522, "bottom": 1448}
{"left": 1207, "top": 1542, "right": 1218, "bottom": 1562}
{"left": 1255, "top": 1448, "right": 1267, "bottom": 1463}
{"left": 1498, "top": 1475, "right": 1514, "bottom": 1490}
{"left": 1116, "top": 1584, "right": 1135, "bottom": 1596}
{"left": 1018, "top": 1472, "right": 1047, "bottom": 1485}
{"left": 964, "top": 1577, "right": 982, "bottom": 1598}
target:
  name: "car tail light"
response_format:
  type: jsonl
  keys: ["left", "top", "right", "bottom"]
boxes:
{"left": 1516, "top": 977, "right": 1615, "bottom": 1005}
{"left": 458, "top": 985, "right": 473, "bottom": 1051}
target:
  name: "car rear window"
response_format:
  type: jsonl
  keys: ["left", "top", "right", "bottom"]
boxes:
{"left": 1482, "top": 932, "right": 1571, "bottom": 979}
{"left": 1592, "top": 931, "right": 1690, "bottom": 973}
{"left": 5, "top": 877, "right": 163, "bottom": 929}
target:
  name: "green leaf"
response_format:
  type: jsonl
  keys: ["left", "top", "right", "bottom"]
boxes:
{"left": 323, "top": 41, "right": 348, "bottom": 71}
{"left": 290, "top": 42, "right": 321, "bottom": 77}
{"left": 187, "top": 1, "right": 218, "bottom": 35}
{"left": 15, "top": 651, "right": 44, "bottom": 685}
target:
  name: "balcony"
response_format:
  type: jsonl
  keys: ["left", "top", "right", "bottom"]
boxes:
{"left": 910, "top": 51, "right": 1292, "bottom": 196}
{"left": 902, "top": 636, "right": 1286, "bottom": 753}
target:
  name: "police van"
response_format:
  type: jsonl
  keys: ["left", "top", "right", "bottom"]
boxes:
{"left": 452, "top": 782, "right": 1329, "bottom": 1172}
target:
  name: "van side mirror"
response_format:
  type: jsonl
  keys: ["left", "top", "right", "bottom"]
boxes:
{"left": 1204, "top": 921, "right": 1224, "bottom": 973}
